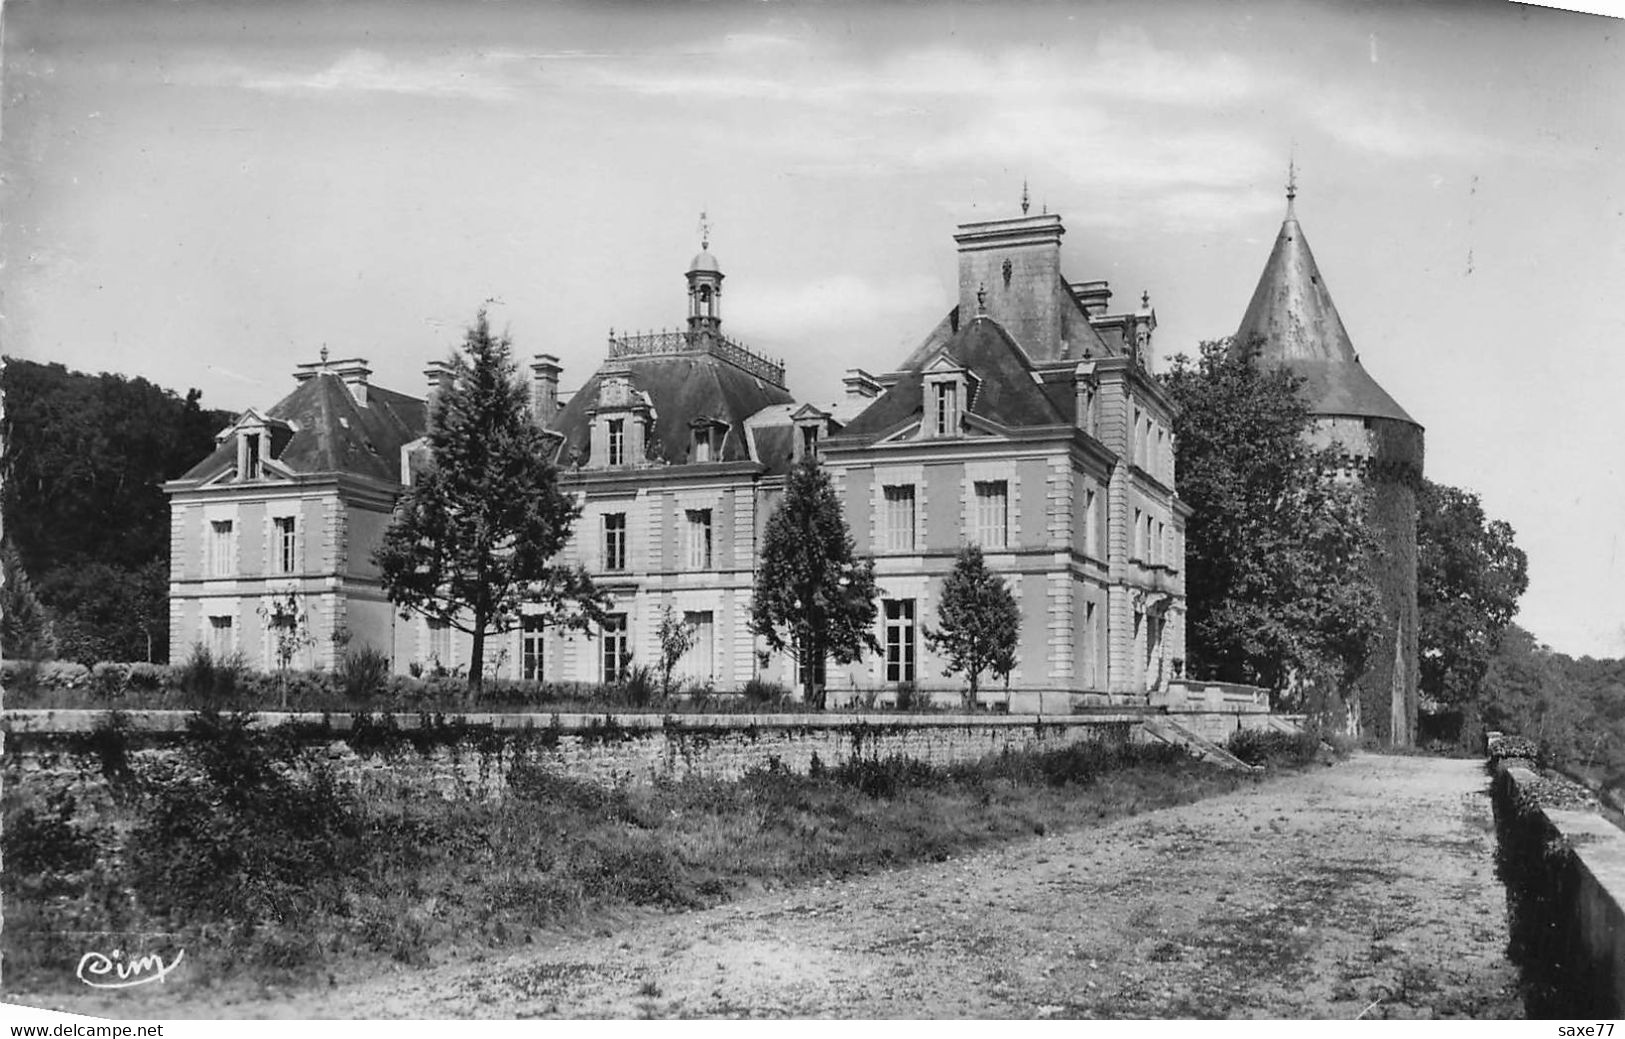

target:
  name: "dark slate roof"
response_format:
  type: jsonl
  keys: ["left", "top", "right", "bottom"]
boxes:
{"left": 1234, "top": 210, "right": 1418, "bottom": 426}
{"left": 550, "top": 352, "right": 795, "bottom": 467}
{"left": 840, "top": 315, "right": 1069, "bottom": 439}
{"left": 179, "top": 373, "right": 427, "bottom": 484}
{"left": 750, "top": 424, "right": 796, "bottom": 477}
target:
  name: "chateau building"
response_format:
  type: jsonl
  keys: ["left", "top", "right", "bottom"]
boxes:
{"left": 1232, "top": 184, "right": 1425, "bottom": 743}
{"left": 167, "top": 200, "right": 1189, "bottom": 708}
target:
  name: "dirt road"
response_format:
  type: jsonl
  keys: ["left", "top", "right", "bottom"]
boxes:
{"left": 43, "top": 752, "right": 1524, "bottom": 1019}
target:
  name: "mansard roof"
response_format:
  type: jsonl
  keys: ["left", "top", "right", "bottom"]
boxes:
{"left": 840, "top": 314, "right": 1070, "bottom": 440}
{"left": 1234, "top": 208, "right": 1418, "bottom": 427}
{"left": 549, "top": 350, "right": 795, "bottom": 468}
{"left": 177, "top": 371, "right": 427, "bottom": 485}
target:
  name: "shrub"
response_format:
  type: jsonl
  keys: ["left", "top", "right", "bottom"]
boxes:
{"left": 175, "top": 644, "right": 247, "bottom": 704}
{"left": 617, "top": 664, "right": 659, "bottom": 708}
{"left": 742, "top": 676, "right": 788, "bottom": 706}
{"left": 36, "top": 661, "right": 92, "bottom": 690}
{"left": 90, "top": 662, "right": 132, "bottom": 699}
{"left": 1489, "top": 734, "right": 1543, "bottom": 768}
{"left": 338, "top": 645, "right": 392, "bottom": 702}
{"left": 831, "top": 754, "right": 941, "bottom": 798}
{"left": 1227, "top": 727, "right": 1321, "bottom": 767}
{"left": 126, "top": 662, "right": 169, "bottom": 693}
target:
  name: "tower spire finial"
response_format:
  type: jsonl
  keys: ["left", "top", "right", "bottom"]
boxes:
{"left": 320, "top": 343, "right": 329, "bottom": 366}
{"left": 976, "top": 282, "right": 987, "bottom": 315}
{"left": 698, "top": 209, "right": 710, "bottom": 251}
{"left": 1286, "top": 157, "right": 1298, "bottom": 214}
{"left": 1020, "top": 180, "right": 1030, "bottom": 216}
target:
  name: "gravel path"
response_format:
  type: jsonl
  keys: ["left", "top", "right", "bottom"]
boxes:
{"left": 40, "top": 752, "right": 1524, "bottom": 1019}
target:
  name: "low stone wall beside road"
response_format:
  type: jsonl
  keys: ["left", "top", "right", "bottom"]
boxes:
{"left": 1490, "top": 739, "right": 1625, "bottom": 1016}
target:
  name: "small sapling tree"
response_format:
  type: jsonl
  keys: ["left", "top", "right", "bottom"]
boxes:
{"left": 750, "top": 457, "right": 879, "bottom": 709}
{"left": 656, "top": 604, "right": 696, "bottom": 701}
{"left": 925, "top": 544, "right": 1021, "bottom": 709}
{"left": 256, "top": 589, "right": 316, "bottom": 708}
{"left": 376, "top": 309, "right": 609, "bottom": 692}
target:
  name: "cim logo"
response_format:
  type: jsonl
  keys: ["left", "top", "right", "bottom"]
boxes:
{"left": 75, "top": 948, "right": 186, "bottom": 989}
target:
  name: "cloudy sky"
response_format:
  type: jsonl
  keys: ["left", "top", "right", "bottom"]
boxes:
{"left": 4, "top": 0, "right": 1622, "bottom": 658}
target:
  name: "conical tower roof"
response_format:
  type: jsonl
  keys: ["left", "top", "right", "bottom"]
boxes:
{"left": 1234, "top": 200, "right": 1418, "bottom": 427}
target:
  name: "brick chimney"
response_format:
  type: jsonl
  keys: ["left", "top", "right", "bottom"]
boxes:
{"left": 329, "top": 358, "right": 372, "bottom": 407}
{"left": 424, "top": 360, "right": 454, "bottom": 412}
{"left": 530, "top": 354, "right": 562, "bottom": 427}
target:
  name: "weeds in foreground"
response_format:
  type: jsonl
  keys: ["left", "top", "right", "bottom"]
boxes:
{"left": 4, "top": 733, "right": 1250, "bottom": 990}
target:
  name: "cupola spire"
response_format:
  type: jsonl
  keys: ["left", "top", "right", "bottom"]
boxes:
{"left": 686, "top": 212, "right": 724, "bottom": 335}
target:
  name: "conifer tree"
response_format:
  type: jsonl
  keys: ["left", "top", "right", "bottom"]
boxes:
{"left": 1, "top": 542, "right": 57, "bottom": 660}
{"left": 925, "top": 544, "right": 1020, "bottom": 708}
{"left": 375, "top": 309, "right": 607, "bottom": 691}
{"left": 750, "top": 457, "right": 879, "bottom": 709}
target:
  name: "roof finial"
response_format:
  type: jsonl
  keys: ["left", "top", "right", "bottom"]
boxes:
{"left": 1141, "top": 290, "right": 1151, "bottom": 310}
{"left": 1286, "top": 157, "right": 1298, "bottom": 214}
{"left": 698, "top": 209, "right": 711, "bottom": 251}
{"left": 1020, "top": 180, "right": 1030, "bottom": 216}
{"left": 320, "top": 343, "right": 329, "bottom": 366}
{"left": 976, "top": 282, "right": 987, "bottom": 314}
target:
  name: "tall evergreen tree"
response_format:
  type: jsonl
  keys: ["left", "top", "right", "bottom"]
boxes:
{"left": 1, "top": 543, "right": 57, "bottom": 660}
{"left": 924, "top": 544, "right": 1020, "bottom": 708}
{"left": 750, "top": 457, "right": 879, "bottom": 709}
{"left": 1165, "top": 338, "right": 1384, "bottom": 710}
{"left": 375, "top": 310, "right": 607, "bottom": 691}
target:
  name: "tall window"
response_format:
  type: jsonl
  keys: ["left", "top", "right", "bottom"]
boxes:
{"left": 1084, "top": 487, "right": 1099, "bottom": 558}
{"left": 601, "top": 613, "right": 629, "bottom": 684}
{"left": 933, "top": 381, "right": 958, "bottom": 436}
{"left": 1146, "top": 515, "right": 1156, "bottom": 565}
{"left": 798, "top": 643, "right": 826, "bottom": 692}
{"left": 208, "top": 615, "right": 233, "bottom": 657}
{"left": 685, "top": 509, "right": 713, "bottom": 570}
{"left": 603, "top": 513, "right": 627, "bottom": 571}
{"left": 883, "top": 485, "right": 916, "bottom": 552}
{"left": 607, "top": 418, "right": 625, "bottom": 466}
{"left": 801, "top": 425, "right": 819, "bottom": 460}
{"left": 884, "top": 599, "right": 916, "bottom": 683}
{"left": 692, "top": 428, "right": 712, "bottom": 463}
{"left": 684, "top": 611, "right": 714, "bottom": 681}
{"left": 974, "top": 480, "right": 1008, "bottom": 549}
{"left": 521, "top": 615, "right": 545, "bottom": 682}
{"left": 1084, "top": 601, "right": 1098, "bottom": 688}
{"left": 1132, "top": 508, "right": 1143, "bottom": 561}
{"left": 428, "top": 618, "right": 450, "bottom": 668}
{"left": 273, "top": 516, "right": 297, "bottom": 574}
{"left": 244, "top": 432, "right": 262, "bottom": 480}
{"left": 209, "top": 519, "right": 234, "bottom": 577}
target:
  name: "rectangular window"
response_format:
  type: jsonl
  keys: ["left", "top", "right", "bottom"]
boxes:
{"left": 428, "top": 618, "right": 450, "bottom": 668}
{"left": 1155, "top": 520, "right": 1166, "bottom": 567}
{"left": 607, "top": 418, "right": 625, "bottom": 466}
{"left": 801, "top": 425, "right": 819, "bottom": 459}
{"left": 601, "top": 613, "right": 629, "bottom": 684}
{"left": 1132, "top": 508, "right": 1143, "bottom": 561}
{"left": 273, "top": 516, "right": 297, "bottom": 574}
{"left": 603, "top": 513, "right": 627, "bottom": 571}
{"left": 934, "top": 381, "right": 958, "bottom": 436}
{"left": 245, "top": 433, "right": 262, "bottom": 480}
{"left": 798, "top": 643, "right": 826, "bottom": 692}
{"left": 683, "top": 611, "right": 714, "bottom": 681}
{"left": 1085, "top": 601, "right": 1098, "bottom": 687}
{"left": 883, "top": 485, "right": 916, "bottom": 552}
{"left": 209, "top": 519, "right": 234, "bottom": 577}
{"left": 208, "top": 615, "right": 233, "bottom": 658}
{"left": 1146, "top": 515, "right": 1157, "bottom": 565}
{"left": 693, "top": 428, "right": 711, "bottom": 463}
{"left": 685, "top": 508, "right": 713, "bottom": 570}
{"left": 974, "top": 480, "right": 1009, "bottom": 549}
{"left": 522, "top": 615, "right": 545, "bottom": 682}
{"left": 1084, "top": 487, "right": 1099, "bottom": 558}
{"left": 884, "top": 599, "right": 916, "bottom": 683}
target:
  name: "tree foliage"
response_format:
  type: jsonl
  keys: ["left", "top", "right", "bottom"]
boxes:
{"left": 924, "top": 544, "right": 1020, "bottom": 707}
{"left": 749, "top": 457, "right": 879, "bottom": 709}
{"left": 374, "top": 310, "right": 607, "bottom": 690}
{"left": 655, "top": 605, "right": 696, "bottom": 700}
{"left": 1416, "top": 479, "right": 1529, "bottom": 708}
{"left": 1165, "top": 338, "right": 1384, "bottom": 706}
{"left": 2, "top": 543, "right": 57, "bottom": 660}
{"left": 0, "top": 358, "right": 232, "bottom": 662}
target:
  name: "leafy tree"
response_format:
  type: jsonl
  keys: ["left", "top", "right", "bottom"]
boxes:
{"left": 1, "top": 543, "right": 56, "bottom": 660}
{"left": 1416, "top": 479, "right": 1529, "bottom": 709}
{"left": 0, "top": 358, "right": 231, "bottom": 662}
{"left": 656, "top": 604, "right": 696, "bottom": 700}
{"left": 1165, "top": 338, "right": 1384, "bottom": 710}
{"left": 750, "top": 457, "right": 879, "bottom": 709}
{"left": 375, "top": 309, "right": 607, "bottom": 691}
{"left": 924, "top": 544, "right": 1020, "bottom": 708}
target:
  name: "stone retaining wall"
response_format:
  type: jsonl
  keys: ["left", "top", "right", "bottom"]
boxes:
{"left": 1490, "top": 750, "right": 1625, "bottom": 1016}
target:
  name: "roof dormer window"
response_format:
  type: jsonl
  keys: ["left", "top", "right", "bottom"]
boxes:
{"left": 921, "top": 362, "right": 971, "bottom": 440}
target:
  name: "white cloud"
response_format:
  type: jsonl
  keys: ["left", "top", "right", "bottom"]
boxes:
{"left": 235, "top": 50, "right": 522, "bottom": 102}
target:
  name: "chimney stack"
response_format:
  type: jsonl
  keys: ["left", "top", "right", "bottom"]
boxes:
{"left": 842, "top": 368, "right": 883, "bottom": 402}
{"left": 330, "top": 359, "right": 372, "bottom": 407}
{"left": 424, "top": 360, "right": 454, "bottom": 412}
{"left": 531, "top": 354, "right": 562, "bottom": 428}
{"left": 1072, "top": 280, "right": 1112, "bottom": 317}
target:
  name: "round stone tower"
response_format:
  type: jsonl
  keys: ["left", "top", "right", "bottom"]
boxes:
{"left": 1232, "top": 187, "right": 1425, "bottom": 745}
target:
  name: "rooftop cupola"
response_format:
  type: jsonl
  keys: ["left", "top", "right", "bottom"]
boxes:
{"left": 686, "top": 211, "right": 724, "bottom": 335}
